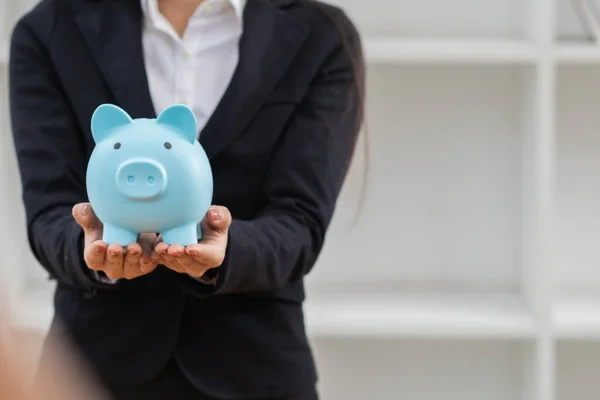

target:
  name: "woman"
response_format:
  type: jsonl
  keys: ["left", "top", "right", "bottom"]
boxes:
{"left": 9, "top": 0, "right": 364, "bottom": 399}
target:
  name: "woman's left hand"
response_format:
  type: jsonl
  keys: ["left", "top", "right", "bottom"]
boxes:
{"left": 152, "top": 206, "right": 232, "bottom": 278}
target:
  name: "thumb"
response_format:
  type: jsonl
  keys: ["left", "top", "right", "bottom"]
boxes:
{"left": 205, "top": 206, "right": 232, "bottom": 233}
{"left": 72, "top": 203, "right": 102, "bottom": 235}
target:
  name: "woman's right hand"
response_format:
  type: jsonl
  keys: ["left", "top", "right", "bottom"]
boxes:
{"left": 72, "top": 203, "right": 159, "bottom": 280}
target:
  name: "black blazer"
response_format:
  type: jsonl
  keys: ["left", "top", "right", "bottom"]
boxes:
{"left": 9, "top": 0, "right": 363, "bottom": 398}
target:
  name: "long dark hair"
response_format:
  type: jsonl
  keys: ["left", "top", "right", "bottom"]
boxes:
{"left": 311, "top": 1, "right": 369, "bottom": 223}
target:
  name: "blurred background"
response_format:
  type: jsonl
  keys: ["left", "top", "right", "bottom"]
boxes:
{"left": 3, "top": 0, "right": 600, "bottom": 399}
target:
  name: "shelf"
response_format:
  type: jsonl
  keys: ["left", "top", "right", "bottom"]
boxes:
{"left": 363, "top": 38, "right": 535, "bottom": 63}
{"left": 304, "top": 292, "right": 536, "bottom": 339}
{"left": 360, "top": 39, "right": 600, "bottom": 65}
{"left": 553, "top": 295, "right": 600, "bottom": 339}
{"left": 554, "top": 44, "right": 600, "bottom": 63}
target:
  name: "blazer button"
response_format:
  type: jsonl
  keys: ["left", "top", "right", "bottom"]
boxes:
{"left": 84, "top": 289, "right": 97, "bottom": 299}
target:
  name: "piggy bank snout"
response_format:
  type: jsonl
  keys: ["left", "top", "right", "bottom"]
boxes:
{"left": 116, "top": 158, "right": 167, "bottom": 201}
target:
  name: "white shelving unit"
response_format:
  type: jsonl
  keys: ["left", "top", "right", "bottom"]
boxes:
{"left": 2, "top": 0, "right": 600, "bottom": 399}
{"left": 554, "top": 44, "right": 600, "bottom": 62}
{"left": 362, "top": 38, "right": 537, "bottom": 63}
{"left": 305, "top": 291, "right": 536, "bottom": 339}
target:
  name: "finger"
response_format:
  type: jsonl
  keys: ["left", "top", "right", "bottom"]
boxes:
{"left": 123, "top": 242, "right": 142, "bottom": 279}
{"left": 150, "top": 236, "right": 165, "bottom": 265}
{"left": 185, "top": 243, "right": 224, "bottom": 268}
{"left": 139, "top": 255, "right": 156, "bottom": 274}
{"left": 185, "top": 243, "right": 202, "bottom": 257}
{"left": 167, "top": 244, "right": 185, "bottom": 257}
{"left": 155, "top": 243, "right": 185, "bottom": 273}
{"left": 175, "top": 255, "right": 207, "bottom": 277}
{"left": 72, "top": 203, "right": 102, "bottom": 236}
{"left": 104, "top": 244, "right": 124, "bottom": 279}
{"left": 175, "top": 252, "right": 203, "bottom": 270}
{"left": 155, "top": 241, "right": 169, "bottom": 256}
{"left": 150, "top": 249, "right": 163, "bottom": 265}
{"left": 163, "top": 254, "right": 186, "bottom": 273}
{"left": 166, "top": 244, "right": 188, "bottom": 273}
{"left": 205, "top": 206, "right": 232, "bottom": 232}
{"left": 84, "top": 240, "right": 107, "bottom": 271}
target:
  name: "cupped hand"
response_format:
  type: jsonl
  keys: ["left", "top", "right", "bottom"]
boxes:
{"left": 152, "top": 206, "right": 232, "bottom": 278}
{"left": 72, "top": 203, "right": 159, "bottom": 280}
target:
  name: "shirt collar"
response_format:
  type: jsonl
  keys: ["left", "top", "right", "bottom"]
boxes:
{"left": 141, "top": 0, "right": 246, "bottom": 28}
{"left": 229, "top": 0, "right": 245, "bottom": 20}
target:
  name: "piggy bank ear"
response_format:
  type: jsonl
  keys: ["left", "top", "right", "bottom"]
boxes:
{"left": 156, "top": 104, "right": 197, "bottom": 144}
{"left": 91, "top": 104, "right": 133, "bottom": 143}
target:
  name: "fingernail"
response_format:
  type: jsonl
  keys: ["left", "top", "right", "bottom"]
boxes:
{"left": 169, "top": 246, "right": 181, "bottom": 256}
{"left": 81, "top": 204, "right": 89, "bottom": 216}
{"left": 94, "top": 244, "right": 104, "bottom": 253}
{"left": 109, "top": 250, "right": 120, "bottom": 257}
{"left": 140, "top": 257, "right": 150, "bottom": 264}
{"left": 188, "top": 249, "right": 199, "bottom": 256}
{"left": 210, "top": 208, "right": 222, "bottom": 221}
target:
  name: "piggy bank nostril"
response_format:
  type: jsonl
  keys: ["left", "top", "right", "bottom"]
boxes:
{"left": 116, "top": 159, "right": 167, "bottom": 200}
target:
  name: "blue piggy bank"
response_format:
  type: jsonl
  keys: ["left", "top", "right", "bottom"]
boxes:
{"left": 86, "top": 103, "right": 213, "bottom": 246}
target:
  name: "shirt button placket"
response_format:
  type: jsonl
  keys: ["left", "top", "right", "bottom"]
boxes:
{"left": 179, "top": 47, "right": 191, "bottom": 106}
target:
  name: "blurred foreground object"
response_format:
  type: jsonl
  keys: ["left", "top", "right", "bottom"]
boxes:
{"left": 0, "top": 307, "right": 108, "bottom": 400}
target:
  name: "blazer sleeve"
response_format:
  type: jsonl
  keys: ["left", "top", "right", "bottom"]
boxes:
{"left": 9, "top": 20, "right": 109, "bottom": 290}
{"left": 194, "top": 13, "right": 364, "bottom": 295}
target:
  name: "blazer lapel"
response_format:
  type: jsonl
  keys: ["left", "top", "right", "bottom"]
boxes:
{"left": 73, "top": 0, "right": 156, "bottom": 119}
{"left": 72, "top": 0, "right": 309, "bottom": 158}
{"left": 199, "top": 0, "right": 309, "bottom": 159}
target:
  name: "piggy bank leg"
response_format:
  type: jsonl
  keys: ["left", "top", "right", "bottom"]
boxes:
{"left": 162, "top": 224, "right": 198, "bottom": 246}
{"left": 103, "top": 224, "right": 138, "bottom": 247}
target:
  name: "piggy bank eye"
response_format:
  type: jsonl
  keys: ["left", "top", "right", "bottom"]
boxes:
{"left": 113, "top": 142, "right": 121, "bottom": 150}
{"left": 164, "top": 142, "right": 172, "bottom": 150}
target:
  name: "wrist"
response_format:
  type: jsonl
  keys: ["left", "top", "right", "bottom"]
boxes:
{"left": 189, "top": 268, "right": 219, "bottom": 285}
{"left": 92, "top": 270, "right": 120, "bottom": 284}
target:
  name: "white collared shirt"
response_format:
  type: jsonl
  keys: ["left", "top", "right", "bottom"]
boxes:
{"left": 140, "top": 0, "right": 246, "bottom": 136}
{"left": 95, "top": 0, "right": 245, "bottom": 285}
